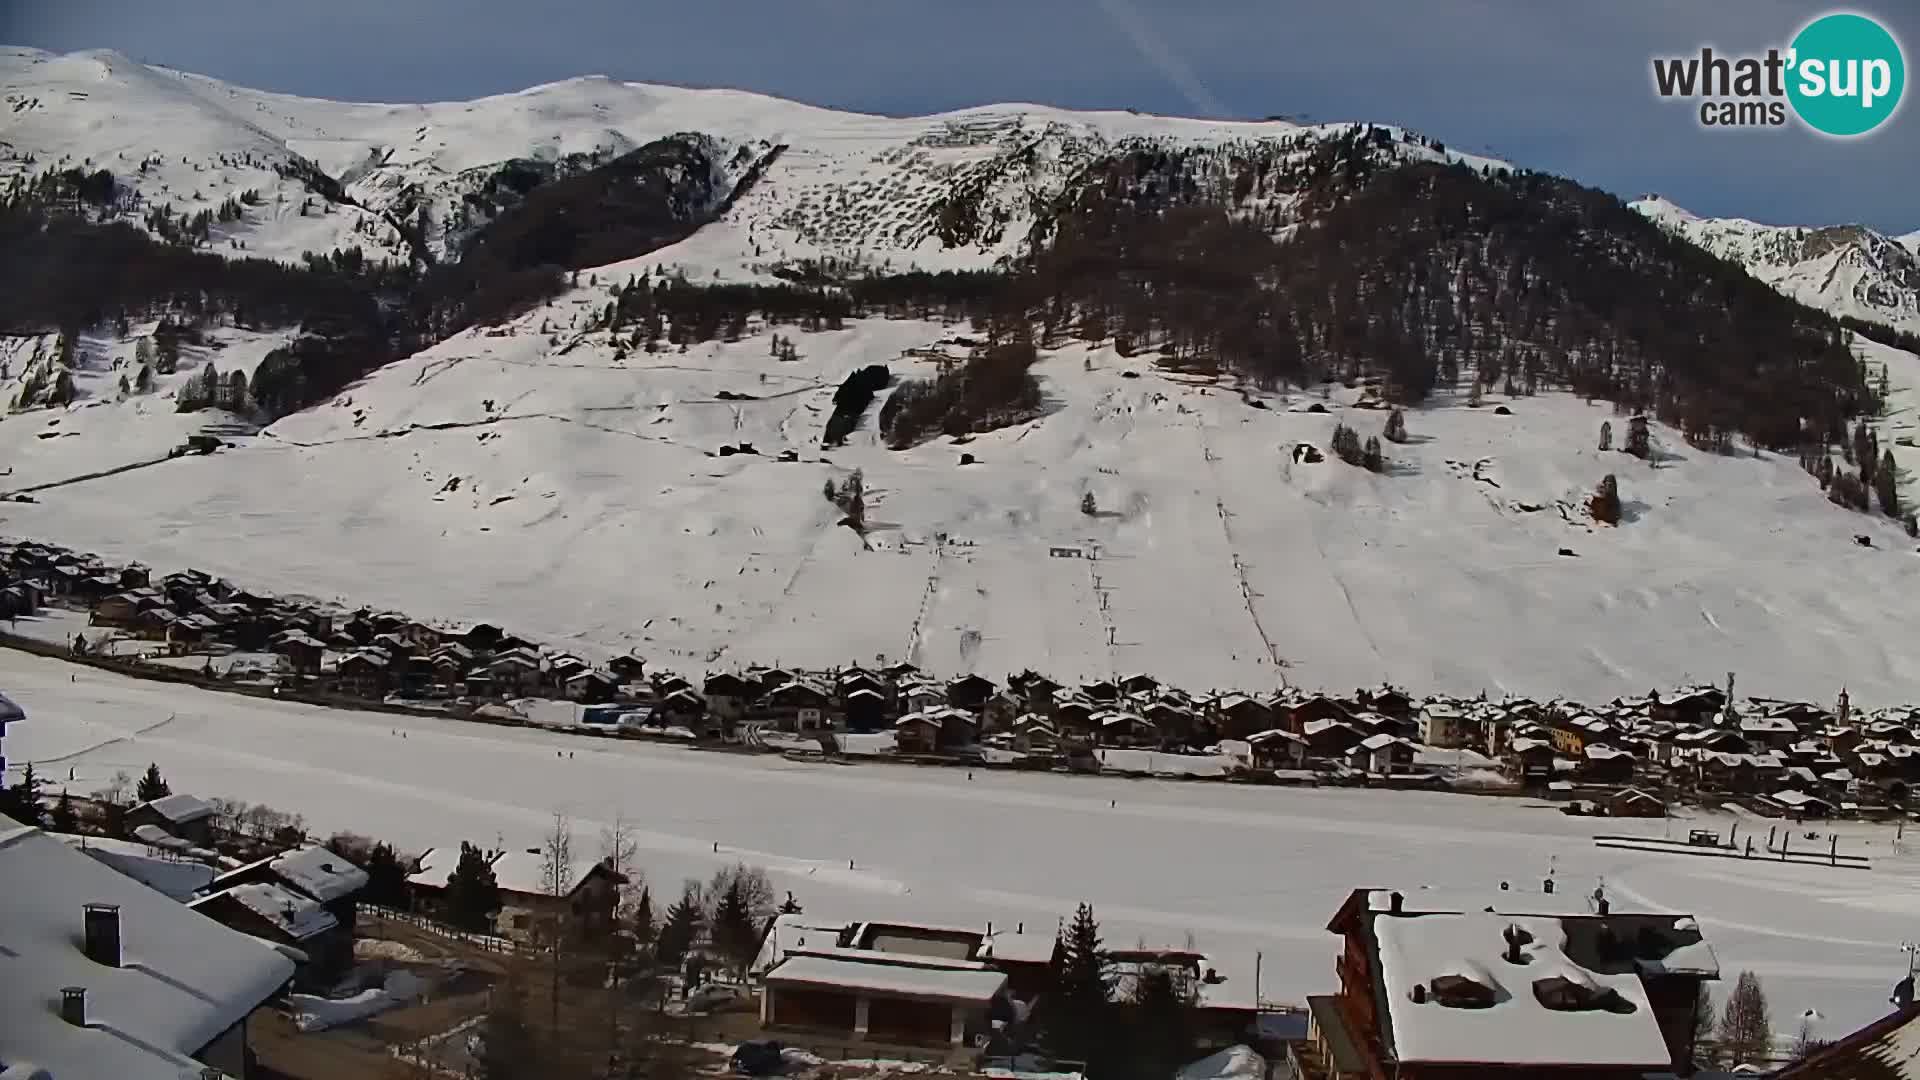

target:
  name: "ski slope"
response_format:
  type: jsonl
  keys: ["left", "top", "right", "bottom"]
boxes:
{"left": 3, "top": 646, "right": 1915, "bottom": 1037}
{"left": 7, "top": 293, "right": 1920, "bottom": 703}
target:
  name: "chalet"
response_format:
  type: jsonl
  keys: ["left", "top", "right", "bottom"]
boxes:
{"left": 1607, "top": 788, "right": 1668, "bottom": 818}
{"left": 1082, "top": 679, "right": 1120, "bottom": 704}
{"left": 1096, "top": 710, "right": 1156, "bottom": 747}
{"left": 922, "top": 706, "right": 978, "bottom": 751}
{"left": 895, "top": 711, "right": 943, "bottom": 755}
{"left": 118, "top": 563, "right": 152, "bottom": 589}
{"left": 947, "top": 674, "right": 996, "bottom": 712}
{"left": 1051, "top": 695, "right": 1096, "bottom": 735}
{"left": 370, "top": 631, "right": 414, "bottom": 660}
{"left": 1740, "top": 714, "right": 1801, "bottom": 751}
{"left": 463, "top": 670, "right": 498, "bottom": 698}
{"left": 190, "top": 882, "right": 344, "bottom": 989}
{"left": 272, "top": 630, "right": 327, "bottom": 676}
{"left": 1248, "top": 728, "right": 1308, "bottom": 770}
{"left": 655, "top": 687, "right": 708, "bottom": 728}
{"left": 703, "top": 672, "right": 755, "bottom": 725}
{"left": 1348, "top": 733, "right": 1415, "bottom": 775}
{"left": 1011, "top": 716, "right": 1059, "bottom": 754}
{"left": 408, "top": 844, "right": 627, "bottom": 942}
{"left": 654, "top": 672, "right": 694, "bottom": 697}
{"left": 547, "top": 654, "right": 588, "bottom": 690}
{"left": 1581, "top": 743, "right": 1636, "bottom": 784}
{"left": 1305, "top": 720, "right": 1365, "bottom": 764}
{"left": 1766, "top": 789, "right": 1834, "bottom": 819}
{"left": 751, "top": 667, "right": 795, "bottom": 697}
{"left": 900, "top": 683, "right": 947, "bottom": 715}
{"left": 1009, "top": 671, "right": 1063, "bottom": 711}
{"left": 126, "top": 793, "right": 216, "bottom": 847}
{"left": 1651, "top": 686, "right": 1725, "bottom": 726}
{"left": 843, "top": 687, "right": 888, "bottom": 732}
{"left": 607, "top": 652, "right": 648, "bottom": 683}
{"left": 1291, "top": 694, "right": 1356, "bottom": 733}
{"left": 90, "top": 592, "right": 146, "bottom": 629}
{"left": 767, "top": 679, "right": 840, "bottom": 733}
{"left": 1118, "top": 673, "right": 1160, "bottom": 697}
{"left": 981, "top": 689, "right": 1023, "bottom": 733}
{"left": 488, "top": 650, "right": 544, "bottom": 696}
{"left": 1506, "top": 736, "right": 1557, "bottom": 780}
{"left": 563, "top": 668, "right": 619, "bottom": 704}
{"left": 1364, "top": 687, "right": 1415, "bottom": 721}
{"left": 1143, "top": 700, "right": 1197, "bottom": 744}
{"left": 839, "top": 668, "right": 887, "bottom": 697}
{"left": 429, "top": 642, "right": 474, "bottom": 683}
{"left": 882, "top": 661, "right": 921, "bottom": 681}
{"left": 336, "top": 650, "right": 392, "bottom": 697}
{"left": 1214, "top": 694, "right": 1277, "bottom": 740}
{"left": 0, "top": 825, "right": 297, "bottom": 1080}
{"left": 394, "top": 620, "right": 441, "bottom": 652}
{"left": 1320, "top": 887, "right": 1719, "bottom": 1080}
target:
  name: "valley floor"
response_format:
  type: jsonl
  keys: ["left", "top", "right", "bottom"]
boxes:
{"left": 5, "top": 645, "right": 1918, "bottom": 1037}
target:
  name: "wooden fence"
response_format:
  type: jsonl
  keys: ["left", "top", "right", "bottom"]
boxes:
{"left": 364, "top": 903, "right": 522, "bottom": 955}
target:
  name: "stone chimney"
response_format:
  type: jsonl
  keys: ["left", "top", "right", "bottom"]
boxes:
{"left": 83, "top": 903, "right": 121, "bottom": 967}
{"left": 60, "top": 986, "right": 87, "bottom": 1027}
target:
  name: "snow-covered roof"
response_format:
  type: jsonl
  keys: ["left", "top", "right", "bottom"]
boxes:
{"left": 195, "top": 882, "right": 338, "bottom": 941}
{"left": 1374, "top": 912, "right": 1674, "bottom": 1068}
{"left": 130, "top": 824, "right": 192, "bottom": 851}
{"left": 269, "top": 846, "right": 369, "bottom": 904}
{"left": 135, "top": 793, "right": 213, "bottom": 826}
{"left": 1771, "top": 1001, "right": 1920, "bottom": 1078}
{"left": 0, "top": 823, "right": 295, "bottom": 1080}
{"left": 0, "top": 689, "right": 23, "bottom": 726}
{"left": 979, "top": 931, "right": 1057, "bottom": 965}
{"left": 765, "top": 953, "right": 1007, "bottom": 1004}
{"left": 56, "top": 833, "right": 215, "bottom": 902}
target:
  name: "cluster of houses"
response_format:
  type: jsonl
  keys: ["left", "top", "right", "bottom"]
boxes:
{"left": 12, "top": 538, "right": 1920, "bottom": 819}
{"left": 1461, "top": 680, "right": 1918, "bottom": 818}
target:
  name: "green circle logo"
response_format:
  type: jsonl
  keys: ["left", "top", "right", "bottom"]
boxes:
{"left": 1787, "top": 12, "right": 1906, "bottom": 136}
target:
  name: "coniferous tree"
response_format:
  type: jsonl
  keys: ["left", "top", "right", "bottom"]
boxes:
{"left": 1876, "top": 449, "right": 1900, "bottom": 516}
{"left": 631, "top": 886, "right": 656, "bottom": 952}
{"left": 136, "top": 762, "right": 171, "bottom": 802}
{"left": 2, "top": 764, "right": 47, "bottom": 826}
{"left": 655, "top": 883, "right": 701, "bottom": 968}
{"left": 1384, "top": 408, "right": 1409, "bottom": 444}
{"left": 712, "top": 877, "right": 759, "bottom": 979}
{"left": 361, "top": 842, "right": 410, "bottom": 909}
{"left": 50, "top": 788, "right": 79, "bottom": 833}
{"left": 1717, "top": 970, "right": 1773, "bottom": 1068}
{"left": 1045, "top": 903, "right": 1114, "bottom": 1067}
{"left": 1362, "top": 435, "right": 1385, "bottom": 473}
{"left": 1598, "top": 420, "right": 1613, "bottom": 452}
{"left": 445, "top": 841, "right": 502, "bottom": 934}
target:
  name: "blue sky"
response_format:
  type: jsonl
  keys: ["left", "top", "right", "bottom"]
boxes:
{"left": 8, "top": 0, "right": 1915, "bottom": 232}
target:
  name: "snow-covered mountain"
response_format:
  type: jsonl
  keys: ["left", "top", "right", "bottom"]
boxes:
{"left": 1632, "top": 195, "right": 1920, "bottom": 338}
{"left": 7, "top": 48, "right": 1920, "bottom": 705}
{"left": 0, "top": 46, "right": 1497, "bottom": 278}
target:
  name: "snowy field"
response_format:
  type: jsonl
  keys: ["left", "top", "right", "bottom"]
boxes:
{"left": 5, "top": 646, "right": 1918, "bottom": 1037}
{"left": 9, "top": 306, "right": 1920, "bottom": 704}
